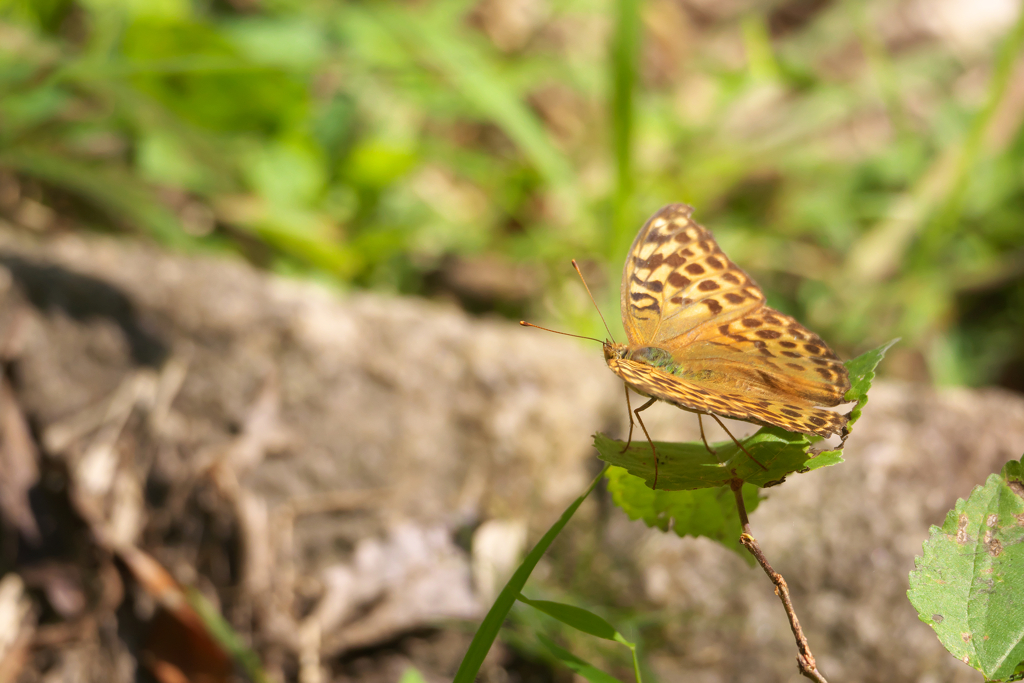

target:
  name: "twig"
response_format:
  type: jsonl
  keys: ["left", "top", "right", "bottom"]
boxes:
{"left": 731, "top": 479, "right": 828, "bottom": 683}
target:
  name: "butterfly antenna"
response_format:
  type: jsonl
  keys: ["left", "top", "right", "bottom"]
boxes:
{"left": 571, "top": 259, "right": 616, "bottom": 342}
{"left": 519, "top": 321, "right": 603, "bottom": 344}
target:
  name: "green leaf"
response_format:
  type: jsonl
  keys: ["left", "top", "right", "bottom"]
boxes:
{"left": 594, "top": 340, "right": 899, "bottom": 490}
{"left": 452, "top": 465, "right": 609, "bottom": 683}
{"left": 907, "top": 457, "right": 1024, "bottom": 681}
{"left": 243, "top": 139, "right": 327, "bottom": 207}
{"left": 517, "top": 595, "right": 633, "bottom": 646}
{"left": 342, "top": 139, "right": 418, "bottom": 190}
{"left": 595, "top": 428, "right": 812, "bottom": 491}
{"left": 398, "top": 667, "right": 428, "bottom": 683}
{"left": 843, "top": 338, "right": 900, "bottom": 429}
{"left": 536, "top": 634, "right": 626, "bottom": 683}
{"left": 605, "top": 466, "right": 761, "bottom": 562}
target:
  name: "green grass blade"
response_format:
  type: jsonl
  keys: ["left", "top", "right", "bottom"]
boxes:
{"left": 453, "top": 464, "right": 609, "bottom": 683}
{"left": 537, "top": 634, "right": 626, "bottom": 683}
{"left": 186, "top": 587, "right": 270, "bottom": 683}
{"left": 609, "top": 0, "right": 639, "bottom": 261}
{"left": 374, "top": 9, "right": 574, "bottom": 192}
{"left": 517, "top": 594, "right": 633, "bottom": 646}
{"left": 0, "top": 148, "right": 193, "bottom": 249}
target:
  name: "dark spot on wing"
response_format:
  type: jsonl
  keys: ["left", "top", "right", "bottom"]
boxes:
{"left": 666, "top": 252, "right": 688, "bottom": 267}
{"left": 668, "top": 272, "right": 691, "bottom": 288}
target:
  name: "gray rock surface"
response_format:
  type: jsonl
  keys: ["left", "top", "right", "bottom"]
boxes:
{"left": 1, "top": 228, "right": 1022, "bottom": 682}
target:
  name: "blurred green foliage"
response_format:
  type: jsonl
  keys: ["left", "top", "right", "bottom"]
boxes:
{"left": 1, "top": 0, "right": 1023, "bottom": 388}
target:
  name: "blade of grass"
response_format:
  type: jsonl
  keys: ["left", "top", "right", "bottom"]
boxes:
{"left": 0, "top": 147, "right": 194, "bottom": 249}
{"left": 537, "top": 634, "right": 626, "bottom": 683}
{"left": 847, "top": 9, "right": 1024, "bottom": 283}
{"left": 609, "top": 0, "right": 639, "bottom": 262}
{"left": 452, "top": 463, "right": 610, "bottom": 683}
{"left": 186, "top": 587, "right": 270, "bottom": 683}
{"left": 518, "top": 594, "right": 642, "bottom": 683}
{"left": 517, "top": 594, "right": 632, "bottom": 645}
{"left": 372, "top": 8, "right": 574, "bottom": 193}
{"left": 926, "top": 6, "right": 1024, "bottom": 240}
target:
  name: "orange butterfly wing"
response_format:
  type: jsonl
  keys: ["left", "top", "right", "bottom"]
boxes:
{"left": 608, "top": 204, "right": 850, "bottom": 437}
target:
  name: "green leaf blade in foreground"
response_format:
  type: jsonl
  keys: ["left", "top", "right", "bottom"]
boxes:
{"left": 452, "top": 465, "right": 608, "bottom": 683}
{"left": 843, "top": 337, "right": 899, "bottom": 430}
{"left": 595, "top": 340, "right": 898, "bottom": 490}
{"left": 907, "top": 458, "right": 1024, "bottom": 681}
{"left": 537, "top": 634, "right": 625, "bottom": 683}
{"left": 517, "top": 595, "right": 631, "bottom": 645}
{"left": 605, "top": 465, "right": 761, "bottom": 563}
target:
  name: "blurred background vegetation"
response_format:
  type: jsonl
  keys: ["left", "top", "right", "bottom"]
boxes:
{"left": 1, "top": 0, "right": 1023, "bottom": 389}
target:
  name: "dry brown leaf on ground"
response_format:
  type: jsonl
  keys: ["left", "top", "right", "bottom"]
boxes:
{"left": 0, "top": 364, "right": 40, "bottom": 543}
{"left": 118, "top": 546, "right": 232, "bottom": 683}
{"left": 0, "top": 573, "right": 36, "bottom": 683}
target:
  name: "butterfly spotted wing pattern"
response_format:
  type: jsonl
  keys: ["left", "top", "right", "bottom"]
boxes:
{"left": 606, "top": 203, "right": 850, "bottom": 438}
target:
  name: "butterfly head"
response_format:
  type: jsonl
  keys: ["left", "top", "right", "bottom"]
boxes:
{"left": 603, "top": 341, "right": 629, "bottom": 362}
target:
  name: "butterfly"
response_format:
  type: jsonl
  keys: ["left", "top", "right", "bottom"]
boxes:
{"left": 603, "top": 204, "right": 851, "bottom": 486}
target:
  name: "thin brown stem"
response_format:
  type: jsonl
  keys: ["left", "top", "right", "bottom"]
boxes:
{"left": 730, "top": 480, "right": 828, "bottom": 683}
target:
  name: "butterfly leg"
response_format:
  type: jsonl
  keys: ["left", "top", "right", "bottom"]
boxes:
{"left": 631, "top": 397, "right": 659, "bottom": 489}
{"left": 620, "top": 384, "right": 636, "bottom": 453}
{"left": 709, "top": 414, "right": 767, "bottom": 471}
{"left": 697, "top": 413, "right": 717, "bottom": 458}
